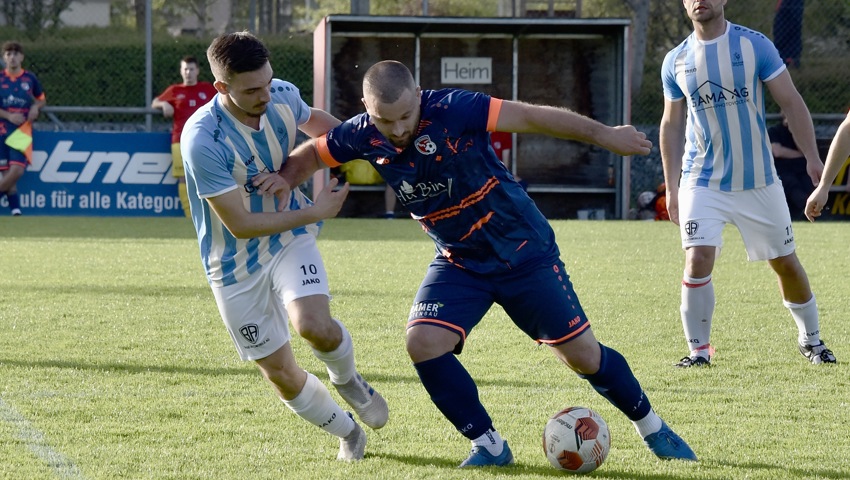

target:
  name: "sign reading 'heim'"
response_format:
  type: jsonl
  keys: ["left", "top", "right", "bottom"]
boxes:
{"left": 441, "top": 57, "right": 492, "bottom": 84}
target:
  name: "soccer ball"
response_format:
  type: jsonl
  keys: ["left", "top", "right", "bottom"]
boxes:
{"left": 542, "top": 406, "right": 610, "bottom": 473}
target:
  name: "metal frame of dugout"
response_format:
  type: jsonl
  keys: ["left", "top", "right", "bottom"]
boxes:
{"left": 312, "top": 15, "right": 633, "bottom": 219}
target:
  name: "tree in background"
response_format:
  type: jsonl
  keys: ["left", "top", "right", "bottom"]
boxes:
{"left": 0, "top": 0, "right": 75, "bottom": 40}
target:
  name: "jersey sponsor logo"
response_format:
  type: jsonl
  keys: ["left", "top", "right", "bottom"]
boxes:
{"left": 396, "top": 178, "right": 450, "bottom": 205}
{"left": 690, "top": 81, "right": 749, "bottom": 111}
{"left": 240, "top": 323, "right": 260, "bottom": 344}
{"left": 414, "top": 135, "right": 437, "bottom": 155}
{"left": 684, "top": 221, "right": 699, "bottom": 238}
{"left": 3, "top": 93, "right": 29, "bottom": 108}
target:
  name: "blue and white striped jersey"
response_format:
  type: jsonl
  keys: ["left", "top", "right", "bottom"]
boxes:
{"left": 662, "top": 21, "right": 786, "bottom": 191}
{"left": 181, "top": 79, "right": 318, "bottom": 287}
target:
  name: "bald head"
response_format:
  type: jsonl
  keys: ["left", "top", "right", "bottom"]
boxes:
{"left": 363, "top": 61, "right": 416, "bottom": 104}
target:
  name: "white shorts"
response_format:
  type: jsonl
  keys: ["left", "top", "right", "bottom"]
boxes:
{"left": 210, "top": 234, "right": 330, "bottom": 361}
{"left": 678, "top": 182, "right": 795, "bottom": 261}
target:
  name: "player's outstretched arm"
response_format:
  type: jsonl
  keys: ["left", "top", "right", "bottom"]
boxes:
{"left": 279, "top": 139, "right": 325, "bottom": 188}
{"left": 205, "top": 178, "right": 349, "bottom": 238}
{"left": 494, "top": 100, "right": 651, "bottom": 156}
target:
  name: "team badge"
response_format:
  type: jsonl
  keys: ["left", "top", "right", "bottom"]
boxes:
{"left": 415, "top": 135, "right": 437, "bottom": 155}
{"left": 240, "top": 324, "right": 260, "bottom": 344}
{"left": 684, "top": 221, "right": 699, "bottom": 238}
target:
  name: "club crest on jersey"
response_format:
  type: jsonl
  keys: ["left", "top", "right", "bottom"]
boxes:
{"left": 240, "top": 324, "right": 260, "bottom": 344}
{"left": 415, "top": 135, "right": 437, "bottom": 155}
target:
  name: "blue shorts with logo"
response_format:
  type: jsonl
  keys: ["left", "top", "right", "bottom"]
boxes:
{"left": 407, "top": 255, "right": 591, "bottom": 354}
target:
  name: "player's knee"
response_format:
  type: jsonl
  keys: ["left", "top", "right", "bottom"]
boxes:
{"left": 406, "top": 324, "right": 457, "bottom": 362}
{"left": 294, "top": 314, "right": 339, "bottom": 347}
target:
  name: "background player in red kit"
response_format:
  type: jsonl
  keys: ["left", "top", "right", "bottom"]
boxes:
{"left": 152, "top": 55, "right": 217, "bottom": 217}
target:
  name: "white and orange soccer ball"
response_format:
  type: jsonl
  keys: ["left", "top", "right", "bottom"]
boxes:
{"left": 542, "top": 406, "right": 610, "bottom": 474}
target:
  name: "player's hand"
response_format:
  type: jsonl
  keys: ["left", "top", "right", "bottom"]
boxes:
{"left": 6, "top": 112, "right": 25, "bottom": 126}
{"left": 312, "top": 177, "right": 349, "bottom": 219}
{"left": 251, "top": 171, "right": 292, "bottom": 211}
{"left": 804, "top": 187, "right": 829, "bottom": 222}
{"left": 604, "top": 126, "right": 652, "bottom": 156}
{"left": 666, "top": 192, "right": 680, "bottom": 226}
{"left": 26, "top": 106, "right": 40, "bottom": 122}
{"left": 160, "top": 103, "right": 174, "bottom": 118}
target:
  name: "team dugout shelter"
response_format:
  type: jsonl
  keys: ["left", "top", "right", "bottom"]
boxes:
{"left": 312, "top": 15, "right": 634, "bottom": 219}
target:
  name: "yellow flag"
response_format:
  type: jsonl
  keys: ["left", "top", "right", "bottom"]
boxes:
{"left": 4, "top": 122, "right": 33, "bottom": 163}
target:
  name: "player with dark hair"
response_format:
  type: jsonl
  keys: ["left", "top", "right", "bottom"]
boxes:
{"left": 660, "top": 0, "right": 834, "bottom": 367}
{"left": 0, "top": 41, "right": 46, "bottom": 216}
{"left": 180, "top": 31, "right": 388, "bottom": 462}
{"left": 264, "top": 59, "right": 697, "bottom": 467}
{"left": 152, "top": 55, "right": 217, "bottom": 217}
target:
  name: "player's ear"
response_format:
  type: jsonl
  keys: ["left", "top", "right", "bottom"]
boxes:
{"left": 213, "top": 80, "right": 229, "bottom": 95}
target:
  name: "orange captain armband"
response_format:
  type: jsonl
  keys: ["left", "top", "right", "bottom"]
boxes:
{"left": 487, "top": 98, "right": 503, "bottom": 132}
{"left": 316, "top": 135, "right": 341, "bottom": 168}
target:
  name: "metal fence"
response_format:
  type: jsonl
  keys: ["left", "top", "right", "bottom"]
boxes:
{"left": 27, "top": 0, "right": 850, "bottom": 209}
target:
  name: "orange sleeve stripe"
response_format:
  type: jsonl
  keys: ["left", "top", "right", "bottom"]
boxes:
{"left": 315, "top": 135, "right": 341, "bottom": 168}
{"left": 486, "top": 98, "right": 503, "bottom": 132}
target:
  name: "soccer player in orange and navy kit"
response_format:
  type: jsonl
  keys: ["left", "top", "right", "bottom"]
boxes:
{"left": 0, "top": 41, "right": 45, "bottom": 216}
{"left": 152, "top": 55, "right": 216, "bottom": 217}
{"left": 270, "top": 60, "right": 697, "bottom": 467}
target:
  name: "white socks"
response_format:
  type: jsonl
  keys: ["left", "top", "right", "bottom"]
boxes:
{"left": 632, "top": 410, "right": 663, "bottom": 438}
{"left": 472, "top": 428, "right": 504, "bottom": 456}
{"left": 784, "top": 295, "right": 820, "bottom": 346}
{"left": 311, "top": 319, "right": 356, "bottom": 385}
{"left": 681, "top": 274, "right": 715, "bottom": 358}
{"left": 282, "top": 372, "right": 354, "bottom": 438}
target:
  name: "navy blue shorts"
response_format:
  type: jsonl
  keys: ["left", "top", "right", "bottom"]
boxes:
{"left": 407, "top": 256, "right": 590, "bottom": 354}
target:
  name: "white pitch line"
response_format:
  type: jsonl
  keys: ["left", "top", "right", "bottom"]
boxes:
{"left": 0, "top": 397, "right": 87, "bottom": 479}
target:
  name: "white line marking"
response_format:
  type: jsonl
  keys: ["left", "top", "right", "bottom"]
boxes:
{"left": 0, "top": 397, "right": 87, "bottom": 479}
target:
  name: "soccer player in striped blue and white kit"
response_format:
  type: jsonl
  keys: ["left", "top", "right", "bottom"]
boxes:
{"left": 660, "top": 0, "right": 835, "bottom": 367}
{"left": 181, "top": 32, "right": 388, "bottom": 462}
{"left": 270, "top": 60, "right": 697, "bottom": 467}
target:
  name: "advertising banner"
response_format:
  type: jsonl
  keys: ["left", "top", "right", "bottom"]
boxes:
{"left": 2, "top": 131, "right": 182, "bottom": 216}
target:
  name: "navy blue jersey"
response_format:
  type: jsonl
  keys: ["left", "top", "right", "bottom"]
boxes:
{"left": 318, "top": 88, "right": 558, "bottom": 273}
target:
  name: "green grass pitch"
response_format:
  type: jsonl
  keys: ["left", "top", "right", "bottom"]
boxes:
{"left": 1, "top": 216, "right": 848, "bottom": 479}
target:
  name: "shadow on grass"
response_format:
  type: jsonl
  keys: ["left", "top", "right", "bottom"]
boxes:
{"left": 0, "top": 216, "right": 428, "bottom": 242}
{"left": 23, "top": 284, "right": 210, "bottom": 298}
{"left": 371, "top": 451, "right": 714, "bottom": 479}
{"left": 0, "top": 216, "right": 196, "bottom": 239}
{"left": 0, "top": 357, "right": 258, "bottom": 377}
{"left": 0, "top": 358, "right": 557, "bottom": 390}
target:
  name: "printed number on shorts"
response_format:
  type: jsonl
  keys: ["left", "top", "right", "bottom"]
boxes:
{"left": 299, "top": 264, "right": 322, "bottom": 286}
